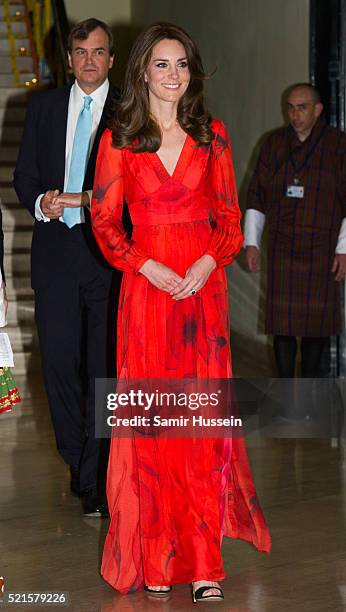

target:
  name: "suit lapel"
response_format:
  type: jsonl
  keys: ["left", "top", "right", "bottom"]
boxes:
{"left": 53, "top": 85, "right": 71, "bottom": 189}
{"left": 83, "top": 85, "right": 118, "bottom": 189}
{"left": 92, "top": 88, "right": 113, "bottom": 152}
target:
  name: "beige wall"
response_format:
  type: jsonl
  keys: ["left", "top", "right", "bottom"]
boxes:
{"left": 132, "top": 0, "right": 310, "bottom": 374}
{"left": 65, "top": 0, "right": 131, "bottom": 23}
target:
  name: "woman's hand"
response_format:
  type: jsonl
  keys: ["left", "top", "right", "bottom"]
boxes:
{"left": 52, "top": 191, "right": 90, "bottom": 208}
{"left": 139, "top": 259, "right": 184, "bottom": 292}
{"left": 171, "top": 254, "right": 217, "bottom": 300}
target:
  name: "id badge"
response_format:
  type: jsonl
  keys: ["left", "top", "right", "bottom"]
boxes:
{"left": 286, "top": 184, "right": 304, "bottom": 198}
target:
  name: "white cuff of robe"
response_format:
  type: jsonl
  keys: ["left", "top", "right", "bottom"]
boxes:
{"left": 335, "top": 218, "right": 346, "bottom": 254}
{"left": 35, "top": 194, "right": 50, "bottom": 222}
{"left": 243, "top": 209, "right": 265, "bottom": 249}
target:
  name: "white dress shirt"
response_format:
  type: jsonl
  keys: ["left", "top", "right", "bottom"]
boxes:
{"left": 35, "top": 78, "right": 110, "bottom": 223}
{"left": 244, "top": 209, "right": 346, "bottom": 254}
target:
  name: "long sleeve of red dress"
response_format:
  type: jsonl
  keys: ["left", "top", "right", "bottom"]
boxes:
{"left": 92, "top": 123, "right": 243, "bottom": 275}
{"left": 92, "top": 129, "right": 150, "bottom": 274}
{"left": 205, "top": 120, "right": 244, "bottom": 267}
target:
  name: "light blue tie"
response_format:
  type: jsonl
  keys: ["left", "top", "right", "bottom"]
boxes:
{"left": 63, "top": 95, "right": 93, "bottom": 228}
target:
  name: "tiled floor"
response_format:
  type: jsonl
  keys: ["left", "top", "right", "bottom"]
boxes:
{"left": 0, "top": 374, "right": 345, "bottom": 611}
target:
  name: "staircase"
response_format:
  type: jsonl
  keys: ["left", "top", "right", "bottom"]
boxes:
{"left": 0, "top": 0, "right": 39, "bottom": 374}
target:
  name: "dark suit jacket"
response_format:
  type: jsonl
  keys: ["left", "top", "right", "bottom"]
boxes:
{"left": 13, "top": 83, "right": 120, "bottom": 289}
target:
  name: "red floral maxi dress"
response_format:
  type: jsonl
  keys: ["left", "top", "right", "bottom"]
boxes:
{"left": 91, "top": 119, "right": 272, "bottom": 594}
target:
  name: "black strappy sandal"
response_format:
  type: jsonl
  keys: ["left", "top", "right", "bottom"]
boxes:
{"left": 192, "top": 585, "right": 224, "bottom": 603}
{"left": 144, "top": 586, "right": 172, "bottom": 597}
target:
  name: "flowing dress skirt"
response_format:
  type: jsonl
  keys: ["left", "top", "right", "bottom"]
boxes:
{"left": 101, "top": 221, "right": 271, "bottom": 593}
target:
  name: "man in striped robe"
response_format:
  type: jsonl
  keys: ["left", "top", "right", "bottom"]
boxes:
{"left": 244, "top": 83, "right": 346, "bottom": 377}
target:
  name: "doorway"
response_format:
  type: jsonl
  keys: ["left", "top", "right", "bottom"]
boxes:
{"left": 310, "top": 0, "right": 346, "bottom": 376}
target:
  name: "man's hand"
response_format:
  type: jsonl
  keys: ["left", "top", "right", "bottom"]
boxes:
{"left": 52, "top": 191, "right": 90, "bottom": 209}
{"left": 171, "top": 254, "right": 217, "bottom": 300}
{"left": 139, "top": 259, "right": 184, "bottom": 292}
{"left": 332, "top": 254, "right": 346, "bottom": 281}
{"left": 41, "top": 190, "right": 63, "bottom": 218}
{"left": 245, "top": 245, "right": 260, "bottom": 272}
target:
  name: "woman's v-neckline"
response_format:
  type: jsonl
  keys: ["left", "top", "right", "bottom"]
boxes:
{"left": 146, "top": 134, "right": 192, "bottom": 183}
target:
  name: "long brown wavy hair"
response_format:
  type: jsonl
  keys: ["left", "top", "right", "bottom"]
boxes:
{"left": 111, "top": 22, "right": 213, "bottom": 151}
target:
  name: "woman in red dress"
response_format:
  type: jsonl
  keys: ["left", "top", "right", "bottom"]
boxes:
{"left": 91, "top": 22, "right": 271, "bottom": 603}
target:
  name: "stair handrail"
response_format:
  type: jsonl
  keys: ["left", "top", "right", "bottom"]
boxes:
{"left": 23, "top": 1, "right": 52, "bottom": 85}
{"left": 2, "top": 0, "right": 20, "bottom": 87}
{"left": 23, "top": 1, "right": 40, "bottom": 85}
{"left": 24, "top": 0, "right": 71, "bottom": 86}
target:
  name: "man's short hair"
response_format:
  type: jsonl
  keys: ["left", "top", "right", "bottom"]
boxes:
{"left": 68, "top": 18, "right": 114, "bottom": 55}
{"left": 288, "top": 82, "right": 322, "bottom": 104}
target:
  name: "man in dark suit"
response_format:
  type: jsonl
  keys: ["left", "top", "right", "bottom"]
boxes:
{"left": 14, "top": 18, "right": 120, "bottom": 516}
